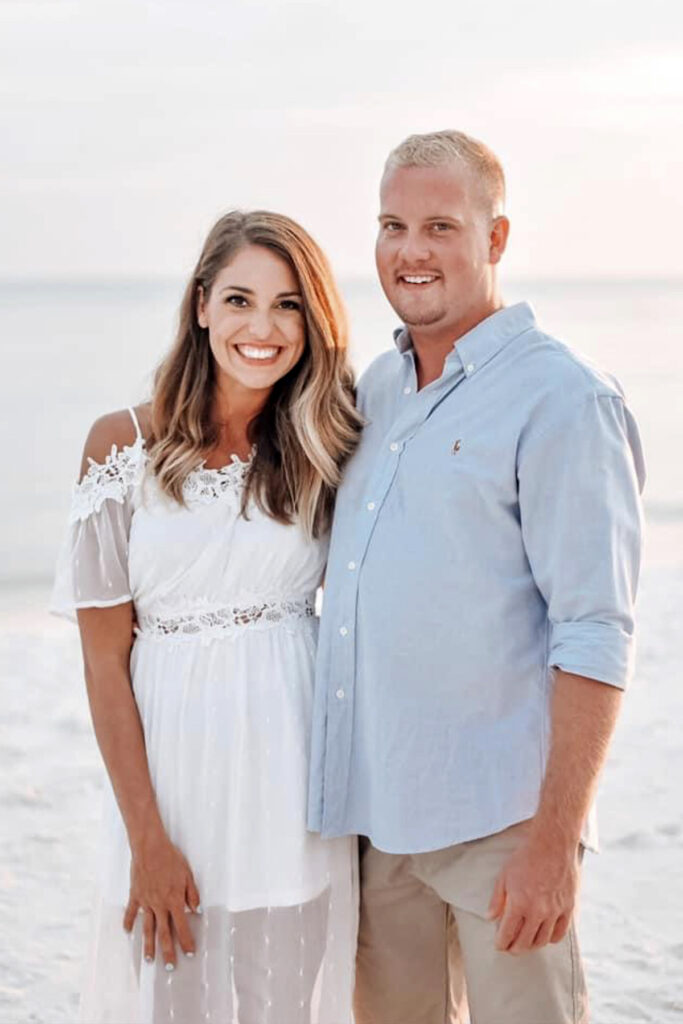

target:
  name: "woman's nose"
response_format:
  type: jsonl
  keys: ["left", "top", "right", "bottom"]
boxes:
{"left": 247, "top": 312, "right": 273, "bottom": 341}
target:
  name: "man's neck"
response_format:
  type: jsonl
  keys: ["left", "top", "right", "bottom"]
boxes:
{"left": 411, "top": 298, "right": 504, "bottom": 390}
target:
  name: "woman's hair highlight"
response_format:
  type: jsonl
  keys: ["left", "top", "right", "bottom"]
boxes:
{"left": 150, "top": 210, "right": 363, "bottom": 537}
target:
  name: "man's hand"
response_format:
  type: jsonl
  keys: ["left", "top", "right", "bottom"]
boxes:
{"left": 486, "top": 671, "right": 620, "bottom": 956}
{"left": 487, "top": 836, "right": 580, "bottom": 954}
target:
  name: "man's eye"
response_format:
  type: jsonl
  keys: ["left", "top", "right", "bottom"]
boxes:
{"left": 384, "top": 222, "right": 403, "bottom": 232}
{"left": 225, "top": 295, "right": 248, "bottom": 306}
{"left": 431, "top": 222, "right": 452, "bottom": 232}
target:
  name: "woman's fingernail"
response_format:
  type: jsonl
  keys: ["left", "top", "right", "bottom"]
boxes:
{"left": 144, "top": 955, "right": 153, "bottom": 963}
{"left": 165, "top": 962, "right": 175, "bottom": 973}
{"left": 185, "top": 951, "right": 195, "bottom": 959}
{"left": 195, "top": 904, "right": 203, "bottom": 915}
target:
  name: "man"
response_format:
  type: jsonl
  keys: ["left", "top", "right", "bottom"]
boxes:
{"left": 308, "top": 130, "right": 645, "bottom": 1024}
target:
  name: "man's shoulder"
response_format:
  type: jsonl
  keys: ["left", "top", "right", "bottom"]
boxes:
{"left": 515, "top": 324, "right": 626, "bottom": 405}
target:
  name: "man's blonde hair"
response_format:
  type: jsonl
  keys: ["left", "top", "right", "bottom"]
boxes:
{"left": 384, "top": 130, "right": 506, "bottom": 216}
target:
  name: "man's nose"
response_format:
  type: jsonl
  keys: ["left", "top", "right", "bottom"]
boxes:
{"left": 398, "top": 231, "right": 432, "bottom": 264}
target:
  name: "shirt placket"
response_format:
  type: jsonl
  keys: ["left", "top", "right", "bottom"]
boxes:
{"left": 321, "top": 356, "right": 468, "bottom": 831}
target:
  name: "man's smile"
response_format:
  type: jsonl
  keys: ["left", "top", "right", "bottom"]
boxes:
{"left": 397, "top": 272, "right": 442, "bottom": 287}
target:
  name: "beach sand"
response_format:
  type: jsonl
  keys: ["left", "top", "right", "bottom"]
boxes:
{"left": 1, "top": 546, "right": 682, "bottom": 1023}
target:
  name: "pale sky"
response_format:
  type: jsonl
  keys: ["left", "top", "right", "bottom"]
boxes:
{"left": 1, "top": 0, "right": 682, "bottom": 280}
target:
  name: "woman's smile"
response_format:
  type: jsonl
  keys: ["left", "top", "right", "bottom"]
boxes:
{"left": 234, "top": 342, "right": 283, "bottom": 365}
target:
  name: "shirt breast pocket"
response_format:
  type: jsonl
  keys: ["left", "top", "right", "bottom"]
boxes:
{"left": 402, "top": 432, "right": 517, "bottom": 522}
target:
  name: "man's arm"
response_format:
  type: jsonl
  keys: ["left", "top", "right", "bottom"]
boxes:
{"left": 491, "top": 387, "right": 645, "bottom": 954}
{"left": 488, "top": 670, "right": 621, "bottom": 953}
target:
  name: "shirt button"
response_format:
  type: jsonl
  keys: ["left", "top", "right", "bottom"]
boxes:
{"left": 339, "top": 626, "right": 348, "bottom": 637}
{"left": 336, "top": 689, "right": 345, "bottom": 700}
{"left": 389, "top": 442, "right": 399, "bottom": 452}
{"left": 466, "top": 362, "right": 475, "bottom": 373}
{"left": 347, "top": 561, "right": 356, "bottom": 570}
{"left": 366, "top": 502, "right": 375, "bottom": 511}
{"left": 403, "top": 386, "right": 412, "bottom": 395}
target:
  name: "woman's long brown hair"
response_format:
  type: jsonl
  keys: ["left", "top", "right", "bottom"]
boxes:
{"left": 150, "top": 210, "right": 363, "bottom": 537}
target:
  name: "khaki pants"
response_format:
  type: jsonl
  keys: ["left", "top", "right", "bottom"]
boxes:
{"left": 355, "top": 821, "right": 588, "bottom": 1024}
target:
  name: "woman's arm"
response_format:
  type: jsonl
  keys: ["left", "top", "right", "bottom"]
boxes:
{"left": 73, "top": 411, "right": 200, "bottom": 969}
{"left": 78, "top": 602, "right": 160, "bottom": 848}
{"left": 78, "top": 605, "right": 200, "bottom": 968}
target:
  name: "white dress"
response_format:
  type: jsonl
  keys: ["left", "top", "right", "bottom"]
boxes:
{"left": 52, "top": 408, "right": 357, "bottom": 1024}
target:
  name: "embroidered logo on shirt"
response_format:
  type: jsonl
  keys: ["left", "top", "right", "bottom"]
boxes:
{"left": 452, "top": 439, "right": 462, "bottom": 454}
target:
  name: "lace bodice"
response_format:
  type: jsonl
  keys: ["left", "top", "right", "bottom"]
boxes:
{"left": 51, "top": 410, "right": 327, "bottom": 637}
{"left": 70, "top": 434, "right": 254, "bottom": 522}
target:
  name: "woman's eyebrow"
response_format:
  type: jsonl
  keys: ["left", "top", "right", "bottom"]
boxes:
{"left": 219, "top": 285, "right": 253, "bottom": 294}
{"left": 219, "top": 286, "right": 302, "bottom": 298}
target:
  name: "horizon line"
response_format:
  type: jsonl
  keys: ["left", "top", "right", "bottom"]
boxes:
{"left": 0, "top": 274, "right": 682, "bottom": 288}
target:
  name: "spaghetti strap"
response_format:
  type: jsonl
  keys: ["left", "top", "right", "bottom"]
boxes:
{"left": 127, "top": 406, "right": 143, "bottom": 441}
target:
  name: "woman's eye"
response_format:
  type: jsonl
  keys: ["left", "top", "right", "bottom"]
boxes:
{"left": 225, "top": 295, "right": 248, "bottom": 307}
{"left": 278, "top": 299, "right": 302, "bottom": 311}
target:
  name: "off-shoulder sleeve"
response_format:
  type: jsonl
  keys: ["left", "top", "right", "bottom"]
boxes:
{"left": 50, "top": 436, "right": 146, "bottom": 620}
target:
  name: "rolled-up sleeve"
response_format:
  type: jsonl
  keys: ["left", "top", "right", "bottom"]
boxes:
{"left": 518, "top": 391, "right": 645, "bottom": 688}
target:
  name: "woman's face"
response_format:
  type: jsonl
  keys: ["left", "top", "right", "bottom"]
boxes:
{"left": 198, "top": 244, "right": 306, "bottom": 393}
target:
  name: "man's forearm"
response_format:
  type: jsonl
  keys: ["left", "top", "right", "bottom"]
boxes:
{"left": 529, "top": 669, "right": 623, "bottom": 851}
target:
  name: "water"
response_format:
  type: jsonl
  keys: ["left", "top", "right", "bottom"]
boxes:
{"left": 2, "top": 279, "right": 683, "bottom": 1019}
{"left": 2, "top": 276, "right": 682, "bottom": 581}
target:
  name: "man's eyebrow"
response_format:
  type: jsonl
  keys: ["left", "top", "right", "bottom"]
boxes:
{"left": 377, "top": 214, "right": 465, "bottom": 225}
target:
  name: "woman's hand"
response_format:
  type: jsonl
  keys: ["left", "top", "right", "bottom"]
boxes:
{"left": 123, "top": 827, "right": 201, "bottom": 969}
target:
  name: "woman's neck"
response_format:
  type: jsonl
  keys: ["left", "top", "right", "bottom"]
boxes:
{"left": 211, "top": 376, "right": 271, "bottom": 430}
{"left": 207, "top": 376, "right": 271, "bottom": 463}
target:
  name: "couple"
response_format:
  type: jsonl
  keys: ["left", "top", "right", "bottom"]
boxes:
{"left": 53, "top": 129, "right": 644, "bottom": 1024}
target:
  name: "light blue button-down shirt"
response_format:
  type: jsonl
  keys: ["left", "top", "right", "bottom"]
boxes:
{"left": 308, "top": 302, "right": 645, "bottom": 854}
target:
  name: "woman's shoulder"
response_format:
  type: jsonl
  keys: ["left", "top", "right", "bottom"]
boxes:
{"left": 70, "top": 406, "right": 150, "bottom": 521}
{"left": 80, "top": 404, "right": 151, "bottom": 475}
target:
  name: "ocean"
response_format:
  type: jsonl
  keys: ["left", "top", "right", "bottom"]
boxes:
{"left": 2, "top": 276, "right": 683, "bottom": 581}
{"left": 1, "top": 278, "right": 682, "bottom": 1022}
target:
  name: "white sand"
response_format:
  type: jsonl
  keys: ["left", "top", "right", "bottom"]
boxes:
{"left": 1, "top": 557, "right": 682, "bottom": 1023}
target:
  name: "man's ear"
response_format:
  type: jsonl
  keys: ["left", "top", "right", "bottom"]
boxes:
{"left": 196, "top": 285, "right": 208, "bottom": 328}
{"left": 489, "top": 216, "right": 510, "bottom": 265}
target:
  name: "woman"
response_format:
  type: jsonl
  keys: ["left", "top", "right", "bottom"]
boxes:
{"left": 52, "top": 210, "right": 363, "bottom": 1023}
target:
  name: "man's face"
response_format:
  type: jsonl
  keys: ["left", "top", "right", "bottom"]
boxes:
{"left": 376, "top": 163, "right": 501, "bottom": 336}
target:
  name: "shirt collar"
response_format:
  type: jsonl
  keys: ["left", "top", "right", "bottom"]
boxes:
{"left": 393, "top": 302, "right": 536, "bottom": 378}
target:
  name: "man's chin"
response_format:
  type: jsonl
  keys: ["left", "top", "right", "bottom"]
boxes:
{"left": 396, "top": 306, "right": 447, "bottom": 328}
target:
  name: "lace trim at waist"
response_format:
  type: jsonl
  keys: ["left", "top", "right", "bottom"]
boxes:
{"left": 135, "top": 597, "right": 315, "bottom": 643}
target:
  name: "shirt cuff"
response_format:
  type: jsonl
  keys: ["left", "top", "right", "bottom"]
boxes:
{"left": 548, "top": 620, "right": 635, "bottom": 689}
